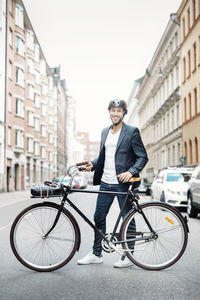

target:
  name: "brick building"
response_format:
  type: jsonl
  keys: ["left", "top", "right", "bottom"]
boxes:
{"left": 4, "top": 0, "right": 67, "bottom": 192}
{"left": 76, "top": 132, "right": 100, "bottom": 162}
{"left": 178, "top": 0, "right": 200, "bottom": 166}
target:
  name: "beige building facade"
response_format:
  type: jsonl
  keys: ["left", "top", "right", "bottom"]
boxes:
{"left": 178, "top": 0, "right": 200, "bottom": 166}
{"left": 4, "top": 0, "right": 67, "bottom": 192}
{"left": 136, "top": 19, "right": 181, "bottom": 182}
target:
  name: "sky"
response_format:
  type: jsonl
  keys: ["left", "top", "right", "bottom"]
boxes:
{"left": 23, "top": 0, "right": 182, "bottom": 141}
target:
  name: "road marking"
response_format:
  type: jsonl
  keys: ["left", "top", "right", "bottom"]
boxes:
{"left": 0, "top": 223, "right": 12, "bottom": 231}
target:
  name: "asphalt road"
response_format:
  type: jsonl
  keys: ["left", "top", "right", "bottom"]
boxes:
{"left": 0, "top": 189, "right": 200, "bottom": 300}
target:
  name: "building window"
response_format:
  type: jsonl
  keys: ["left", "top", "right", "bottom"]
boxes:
{"left": 194, "top": 88, "right": 197, "bottom": 115}
{"left": 34, "top": 93, "right": 40, "bottom": 108}
{"left": 176, "top": 104, "right": 180, "bottom": 126}
{"left": 40, "top": 60, "right": 46, "bottom": 76}
{"left": 182, "top": 17, "right": 185, "bottom": 38}
{"left": 34, "top": 69, "right": 40, "bottom": 84}
{"left": 9, "top": 0, "right": 13, "bottom": 14}
{"left": 54, "top": 137, "right": 57, "bottom": 147}
{"left": 41, "top": 103, "right": 47, "bottom": 116}
{"left": 41, "top": 124, "right": 46, "bottom": 137}
{"left": 184, "top": 142, "right": 187, "bottom": 162}
{"left": 49, "top": 97, "right": 54, "bottom": 107}
{"left": 49, "top": 115, "right": 53, "bottom": 125}
{"left": 49, "top": 152, "right": 53, "bottom": 162}
{"left": 8, "top": 61, "right": 12, "bottom": 79}
{"left": 41, "top": 146, "right": 46, "bottom": 159}
{"left": 189, "top": 93, "right": 192, "bottom": 119}
{"left": 189, "top": 139, "right": 193, "bottom": 164}
{"left": 16, "top": 67, "right": 24, "bottom": 87}
{"left": 49, "top": 133, "right": 53, "bottom": 144}
{"left": 34, "top": 141, "right": 40, "bottom": 155}
{"left": 8, "top": 27, "right": 13, "bottom": 47}
{"left": 54, "top": 121, "right": 57, "bottom": 131}
{"left": 26, "top": 30, "right": 34, "bottom": 51}
{"left": 199, "top": 36, "right": 200, "bottom": 67}
{"left": 27, "top": 137, "right": 33, "bottom": 153}
{"left": 16, "top": 98, "right": 24, "bottom": 117}
{"left": 34, "top": 44, "right": 40, "bottom": 62}
{"left": 184, "top": 97, "right": 187, "bottom": 121}
{"left": 188, "top": 50, "right": 191, "bottom": 77}
{"left": 193, "top": 42, "right": 197, "bottom": 71}
{"left": 34, "top": 117, "right": 40, "bottom": 131}
{"left": 41, "top": 83, "right": 48, "bottom": 95}
{"left": 8, "top": 94, "right": 12, "bottom": 112}
{"left": 187, "top": 8, "right": 190, "bottom": 31}
{"left": 15, "top": 129, "right": 24, "bottom": 148}
{"left": 193, "top": 0, "right": 196, "bottom": 22}
{"left": 178, "top": 143, "right": 181, "bottom": 162}
{"left": 27, "top": 111, "right": 34, "bottom": 126}
{"left": 194, "top": 137, "right": 198, "bottom": 163}
{"left": 27, "top": 83, "right": 34, "bottom": 100}
{"left": 16, "top": 35, "right": 24, "bottom": 56}
{"left": 8, "top": 127, "right": 12, "bottom": 146}
{"left": 27, "top": 57, "right": 34, "bottom": 74}
{"left": 183, "top": 57, "right": 186, "bottom": 82}
{"left": 15, "top": 4, "right": 24, "bottom": 29}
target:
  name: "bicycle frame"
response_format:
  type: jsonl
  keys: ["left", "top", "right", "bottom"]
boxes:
{"left": 43, "top": 184, "right": 155, "bottom": 256}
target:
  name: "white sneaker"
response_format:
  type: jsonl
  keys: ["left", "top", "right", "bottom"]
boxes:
{"left": 77, "top": 252, "right": 103, "bottom": 265}
{"left": 113, "top": 256, "right": 133, "bottom": 268}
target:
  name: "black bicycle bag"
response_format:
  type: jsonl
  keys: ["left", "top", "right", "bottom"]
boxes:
{"left": 31, "top": 181, "right": 62, "bottom": 198}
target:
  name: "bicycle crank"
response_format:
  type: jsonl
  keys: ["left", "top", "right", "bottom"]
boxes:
{"left": 101, "top": 233, "right": 119, "bottom": 253}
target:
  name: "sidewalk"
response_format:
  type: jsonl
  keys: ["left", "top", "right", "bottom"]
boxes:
{"left": 0, "top": 190, "right": 31, "bottom": 208}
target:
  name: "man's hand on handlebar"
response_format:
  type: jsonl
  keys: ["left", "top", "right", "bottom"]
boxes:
{"left": 84, "top": 162, "right": 93, "bottom": 172}
{"left": 76, "top": 161, "right": 93, "bottom": 172}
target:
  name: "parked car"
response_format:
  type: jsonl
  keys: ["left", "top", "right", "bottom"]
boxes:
{"left": 73, "top": 176, "right": 87, "bottom": 189}
{"left": 150, "top": 167, "right": 194, "bottom": 208}
{"left": 52, "top": 175, "right": 87, "bottom": 189}
{"left": 135, "top": 178, "right": 151, "bottom": 195}
{"left": 52, "top": 176, "right": 71, "bottom": 186}
{"left": 187, "top": 164, "right": 200, "bottom": 218}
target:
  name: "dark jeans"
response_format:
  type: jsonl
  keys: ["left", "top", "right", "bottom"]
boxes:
{"left": 92, "top": 181, "right": 133, "bottom": 257}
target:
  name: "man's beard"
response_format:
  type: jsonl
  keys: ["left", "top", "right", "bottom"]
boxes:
{"left": 112, "top": 117, "right": 123, "bottom": 127}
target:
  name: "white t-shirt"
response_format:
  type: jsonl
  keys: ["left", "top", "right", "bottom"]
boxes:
{"left": 101, "top": 129, "right": 121, "bottom": 184}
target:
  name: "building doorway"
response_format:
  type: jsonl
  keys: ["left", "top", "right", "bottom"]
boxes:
{"left": 7, "top": 166, "right": 11, "bottom": 192}
{"left": 14, "top": 163, "right": 19, "bottom": 190}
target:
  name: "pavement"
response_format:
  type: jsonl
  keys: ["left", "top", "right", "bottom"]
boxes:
{"left": 0, "top": 190, "right": 31, "bottom": 208}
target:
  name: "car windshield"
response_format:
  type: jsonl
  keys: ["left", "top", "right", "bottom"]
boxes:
{"left": 166, "top": 172, "right": 191, "bottom": 182}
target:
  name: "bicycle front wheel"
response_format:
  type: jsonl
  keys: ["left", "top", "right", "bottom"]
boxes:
{"left": 120, "top": 202, "right": 188, "bottom": 270}
{"left": 10, "top": 202, "right": 80, "bottom": 272}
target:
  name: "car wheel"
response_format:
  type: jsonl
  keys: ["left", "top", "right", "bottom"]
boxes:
{"left": 187, "top": 193, "right": 198, "bottom": 218}
{"left": 160, "top": 191, "right": 165, "bottom": 202}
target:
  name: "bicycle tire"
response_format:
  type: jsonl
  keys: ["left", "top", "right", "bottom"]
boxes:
{"left": 10, "top": 202, "right": 80, "bottom": 272}
{"left": 120, "top": 202, "right": 188, "bottom": 270}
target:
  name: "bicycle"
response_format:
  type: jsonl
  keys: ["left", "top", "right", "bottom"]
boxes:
{"left": 10, "top": 162, "right": 189, "bottom": 272}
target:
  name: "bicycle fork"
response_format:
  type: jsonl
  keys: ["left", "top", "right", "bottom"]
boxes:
{"left": 43, "top": 199, "right": 66, "bottom": 238}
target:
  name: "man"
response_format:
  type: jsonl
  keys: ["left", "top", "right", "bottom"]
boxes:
{"left": 77, "top": 99, "right": 148, "bottom": 268}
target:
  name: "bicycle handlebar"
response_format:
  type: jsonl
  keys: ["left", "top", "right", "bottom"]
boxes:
{"left": 76, "top": 161, "right": 89, "bottom": 167}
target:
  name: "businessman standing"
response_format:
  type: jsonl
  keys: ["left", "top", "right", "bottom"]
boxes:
{"left": 77, "top": 99, "right": 148, "bottom": 268}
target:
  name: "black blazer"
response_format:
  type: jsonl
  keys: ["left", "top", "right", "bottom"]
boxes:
{"left": 91, "top": 122, "right": 148, "bottom": 185}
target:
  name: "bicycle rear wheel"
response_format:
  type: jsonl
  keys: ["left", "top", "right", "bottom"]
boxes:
{"left": 10, "top": 202, "right": 80, "bottom": 272}
{"left": 120, "top": 202, "right": 188, "bottom": 270}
